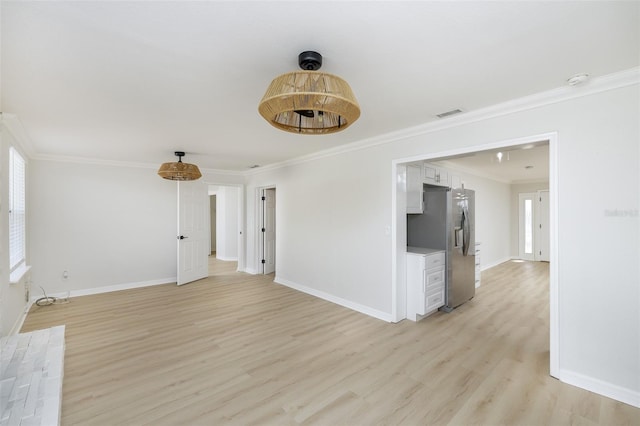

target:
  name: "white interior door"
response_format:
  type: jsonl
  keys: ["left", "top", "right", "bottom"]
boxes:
{"left": 518, "top": 192, "right": 536, "bottom": 261}
{"left": 262, "top": 188, "right": 276, "bottom": 274}
{"left": 536, "top": 190, "right": 550, "bottom": 262}
{"left": 177, "top": 181, "right": 210, "bottom": 285}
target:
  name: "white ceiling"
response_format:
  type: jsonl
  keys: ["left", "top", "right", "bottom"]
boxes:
{"left": 432, "top": 143, "right": 549, "bottom": 184}
{"left": 2, "top": 1, "right": 638, "bottom": 172}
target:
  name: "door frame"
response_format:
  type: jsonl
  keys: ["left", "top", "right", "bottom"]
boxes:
{"left": 256, "top": 185, "right": 277, "bottom": 275}
{"left": 391, "top": 131, "right": 559, "bottom": 378}
{"left": 536, "top": 189, "right": 550, "bottom": 262}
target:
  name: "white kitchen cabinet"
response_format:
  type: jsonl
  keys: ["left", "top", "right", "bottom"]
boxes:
{"left": 406, "top": 248, "right": 446, "bottom": 321}
{"left": 406, "top": 164, "right": 423, "bottom": 214}
{"left": 423, "top": 163, "right": 449, "bottom": 187}
{"left": 450, "top": 174, "right": 462, "bottom": 189}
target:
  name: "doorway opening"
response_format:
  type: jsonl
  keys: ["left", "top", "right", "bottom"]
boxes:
{"left": 206, "top": 183, "right": 245, "bottom": 274}
{"left": 392, "top": 132, "right": 558, "bottom": 378}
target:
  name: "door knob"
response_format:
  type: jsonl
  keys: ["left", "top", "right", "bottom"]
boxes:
{"left": 178, "top": 235, "right": 188, "bottom": 240}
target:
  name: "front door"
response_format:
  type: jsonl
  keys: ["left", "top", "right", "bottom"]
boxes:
{"left": 177, "top": 181, "right": 209, "bottom": 285}
{"left": 518, "top": 192, "right": 536, "bottom": 261}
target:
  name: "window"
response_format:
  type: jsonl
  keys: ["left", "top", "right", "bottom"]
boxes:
{"left": 9, "top": 147, "right": 26, "bottom": 271}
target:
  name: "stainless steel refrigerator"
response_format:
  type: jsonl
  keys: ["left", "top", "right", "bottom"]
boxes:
{"left": 407, "top": 185, "right": 476, "bottom": 311}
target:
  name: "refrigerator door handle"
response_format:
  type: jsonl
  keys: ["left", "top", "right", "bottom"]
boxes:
{"left": 461, "top": 205, "right": 470, "bottom": 256}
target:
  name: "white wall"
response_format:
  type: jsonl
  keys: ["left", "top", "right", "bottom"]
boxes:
{"left": 245, "top": 80, "right": 639, "bottom": 404}
{"left": 246, "top": 147, "right": 394, "bottom": 318}
{"left": 29, "top": 161, "right": 243, "bottom": 296}
{"left": 215, "top": 186, "right": 239, "bottom": 261}
{"left": 510, "top": 182, "right": 549, "bottom": 257}
{"left": 29, "top": 160, "right": 177, "bottom": 295}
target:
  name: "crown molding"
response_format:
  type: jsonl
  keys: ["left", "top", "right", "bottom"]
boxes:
{"left": 246, "top": 67, "right": 639, "bottom": 176}
{"left": 199, "top": 167, "right": 245, "bottom": 177}
{"left": 32, "top": 153, "right": 245, "bottom": 176}
{"left": 33, "top": 153, "right": 160, "bottom": 169}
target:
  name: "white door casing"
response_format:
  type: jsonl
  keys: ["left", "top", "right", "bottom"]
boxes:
{"left": 262, "top": 188, "right": 276, "bottom": 274}
{"left": 177, "top": 181, "right": 210, "bottom": 285}
{"left": 536, "top": 190, "right": 550, "bottom": 262}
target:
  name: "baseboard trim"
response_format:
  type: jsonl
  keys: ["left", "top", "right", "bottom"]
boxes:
{"left": 274, "top": 276, "right": 393, "bottom": 322}
{"left": 244, "top": 267, "right": 261, "bottom": 275}
{"left": 9, "top": 299, "right": 35, "bottom": 335}
{"left": 215, "top": 256, "right": 238, "bottom": 262}
{"left": 559, "top": 369, "right": 640, "bottom": 408}
{"left": 480, "top": 257, "right": 512, "bottom": 271}
{"left": 39, "top": 277, "right": 177, "bottom": 300}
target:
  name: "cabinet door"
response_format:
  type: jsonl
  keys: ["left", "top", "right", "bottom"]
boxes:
{"left": 425, "top": 289, "right": 445, "bottom": 312}
{"left": 437, "top": 170, "right": 449, "bottom": 186}
{"left": 450, "top": 174, "right": 461, "bottom": 189}
{"left": 406, "top": 164, "right": 423, "bottom": 214}
{"left": 424, "top": 164, "right": 449, "bottom": 187}
{"left": 407, "top": 253, "right": 426, "bottom": 320}
{"left": 424, "top": 165, "right": 437, "bottom": 184}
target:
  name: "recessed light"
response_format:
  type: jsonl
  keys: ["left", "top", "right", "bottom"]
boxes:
{"left": 567, "top": 73, "right": 589, "bottom": 86}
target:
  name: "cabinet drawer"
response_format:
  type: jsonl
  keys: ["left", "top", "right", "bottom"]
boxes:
{"left": 425, "top": 252, "right": 445, "bottom": 269}
{"left": 425, "top": 289, "right": 445, "bottom": 311}
{"left": 424, "top": 269, "right": 444, "bottom": 292}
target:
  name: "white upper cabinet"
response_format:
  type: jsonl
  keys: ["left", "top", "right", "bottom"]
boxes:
{"left": 406, "top": 164, "right": 423, "bottom": 214}
{"left": 423, "top": 163, "right": 463, "bottom": 189}
{"left": 423, "top": 163, "right": 449, "bottom": 187}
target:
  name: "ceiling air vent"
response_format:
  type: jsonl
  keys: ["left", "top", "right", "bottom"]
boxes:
{"left": 436, "top": 109, "right": 464, "bottom": 119}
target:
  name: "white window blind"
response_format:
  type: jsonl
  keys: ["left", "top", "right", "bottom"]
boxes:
{"left": 9, "top": 147, "right": 26, "bottom": 271}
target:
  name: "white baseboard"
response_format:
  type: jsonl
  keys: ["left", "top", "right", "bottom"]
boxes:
{"left": 274, "top": 276, "right": 393, "bottom": 322}
{"left": 9, "top": 299, "right": 36, "bottom": 336}
{"left": 244, "top": 267, "right": 261, "bottom": 275}
{"left": 560, "top": 369, "right": 640, "bottom": 408}
{"left": 38, "top": 277, "right": 177, "bottom": 300}
{"left": 215, "top": 256, "right": 238, "bottom": 261}
{"left": 480, "top": 257, "right": 512, "bottom": 271}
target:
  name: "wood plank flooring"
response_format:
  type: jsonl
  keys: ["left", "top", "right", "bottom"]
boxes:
{"left": 21, "top": 258, "right": 639, "bottom": 425}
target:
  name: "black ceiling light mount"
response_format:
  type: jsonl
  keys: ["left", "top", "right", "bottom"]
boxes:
{"left": 298, "top": 51, "right": 322, "bottom": 70}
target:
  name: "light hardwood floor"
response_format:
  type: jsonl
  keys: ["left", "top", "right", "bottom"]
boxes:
{"left": 22, "top": 258, "right": 639, "bottom": 425}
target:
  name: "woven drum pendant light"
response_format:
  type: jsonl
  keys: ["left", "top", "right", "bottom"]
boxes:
{"left": 157, "top": 151, "right": 202, "bottom": 181}
{"left": 258, "top": 51, "right": 360, "bottom": 134}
